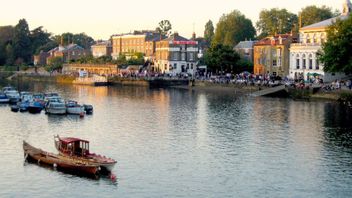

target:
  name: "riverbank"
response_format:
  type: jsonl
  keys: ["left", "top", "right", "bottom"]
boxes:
{"left": 5, "top": 73, "right": 351, "bottom": 102}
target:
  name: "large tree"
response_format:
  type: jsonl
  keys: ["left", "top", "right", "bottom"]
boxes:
{"left": 256, "top": 8, "right": 298, "bottom": 38}
{"left": 300, "top": 5, "right": 338, "bottom": 27}
{"left": 204, "top": 43, "right": 240, "bottom": 73}
{"left": 30, "top": 26, "right": 52, "bottom": 54}
{"left": 13, "top": 19, "right": 32, "bottom": 65}
{"left": 319, "top": 16, "right": 352, "bottom": 73}
{"left": 213, "top": 10, "right": 256, "bottom": 47}
{"left": 204, "top": 20, "right": 214, "bottom": 45}
{"left": 156, "top": 20, "right": 172, "bottom": 37}
{"left": 0, "top": 26, "right": 15, "bottom": 65}
{"left": 53, "top": 32, "right": 94, "bottom": 49}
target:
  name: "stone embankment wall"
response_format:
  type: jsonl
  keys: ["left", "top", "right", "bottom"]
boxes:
{"left": 108, "top": 77, "right": 149, "bottom": 86}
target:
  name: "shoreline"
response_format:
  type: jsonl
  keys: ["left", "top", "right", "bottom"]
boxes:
{"left": 3, "top": 73, "right": 350, "bottom": 102}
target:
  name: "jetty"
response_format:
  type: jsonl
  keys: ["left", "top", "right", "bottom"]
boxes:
{"left": 251, "top": 85, "right": 288, "bottom": 97}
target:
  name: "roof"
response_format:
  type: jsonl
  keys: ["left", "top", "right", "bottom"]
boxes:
{"left": 48, "top": 44, "right": 85, "bottom": 53}
{"left": 59, "top": 137, "right": 89, "bottom": 144}
{"left": 234, "top": 40, "right": 257, "bottom": 49}
{"left": 255, "top": 34, "right": 292, "bottom": 46}
{"left": 162, "top": 33, "right": 189, "bottom": 42}
{"left": 300, "top": 15, "right": 349, "bottom": 30}
{"left": 92, "top": 40, "right": 111, "bottom": 47}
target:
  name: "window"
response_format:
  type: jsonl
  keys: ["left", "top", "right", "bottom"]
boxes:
{"left": 173, "top": 53, "right": 178, "bottom": 61}
{"left": 302, "top": 54, "right": 306, "bottom": 69}
{"left": 316, "top": 59, "right": 319, "bottom": 70}
{"left": 296, "top": 54, "right": 300, "bottom": 69}
{"left": 174, "top": 63, "right": 177, "bottom": 70}
{"left": 189, "top": 53, "right": 194, "bottom": 61}
{"left": 273, "top": 59, "right": 277, "bottom": 66}
{"left": 181, "top": 53, "right": 186, "bottom": 61}
{"left": 309, "top": 54, "right": 313, "bottom": 69}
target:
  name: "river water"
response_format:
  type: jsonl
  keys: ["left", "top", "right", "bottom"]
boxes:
{"left": 0, "top": 81, "right": 352, "bottom": 197}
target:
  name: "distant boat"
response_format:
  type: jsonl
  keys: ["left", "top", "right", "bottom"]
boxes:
{"left": 0, "top": 92, "right": 10, "bottom": 103}
{"left": 28, "top": 101, "right": 44, "bottom": 114}
{"left": 54, "top": 135, "right": 116, "bottom": 172}
{"left": 19, "top": 101, "right": 30, "bottom": 112}
{"left": 66, "top": 100, "right": 85, "bottom": 115}
{"left": 83, "top": 104, "right": 93, "bottom": 114}
{"left": 23, "top": 141, "right": 99, "bottom": 175}
{"left": 5, "top": 90, "right": 20, "bottom": 104}
{"left": 10, "top": 105, "right": 19, "bottom": 112}
{"left": 45, "top": 97, "right": 66, "bottom": 115}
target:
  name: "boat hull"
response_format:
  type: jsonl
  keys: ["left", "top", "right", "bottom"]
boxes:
{"left": 46, "top": 108, "right": 66, "bottom": 115}
{"left": 23, "top": 141, "right": 99, "bottom": 175}
{"left": 66, "top": 107, "right": 85, "bottom": 115}
{"left": 28, "top": 106, "right": 42, "bottom": 114}
{"left": 0, "top": 98, "right": 10, "bottom": 103}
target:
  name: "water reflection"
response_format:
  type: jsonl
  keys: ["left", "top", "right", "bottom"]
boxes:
{"left": 1, "top": 81, "right": 352, "bottom": 197}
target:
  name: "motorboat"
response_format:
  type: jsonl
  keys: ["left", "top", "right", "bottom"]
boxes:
{"left": 20, "top": 92, "right": 33, "bottom": 102}
{"left": 0, "top": 92, "right": 10, "bottom": 103}
{"left": 83, "top": 104, "right": 93, "bottom": 114}
{"left": 23, "top": 141, "right": 99, "bottom": 176}
{"left": 28, "top": 100, "right": 44, "bottom": 114}
{"left": 46, "top": 102, "right": 66, "bottom": 115}
{"left": 54, "top": 135, "right": 117, "bottom": 172}
{"left": 66, "top": 100, "right": 85, "bottom": 115}
{"left": 10, "top": 105, "right": 19, "bottom": 112}
{"left": 19, "top": 101, "right": 30, "bottom": 112}
{"left": 6, "top": 90, "right": 20, "bottom": 104}
{"left": 2, "top": 86, "right": 15, "bottom": 94}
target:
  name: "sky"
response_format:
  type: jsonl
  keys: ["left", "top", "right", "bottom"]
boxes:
{"left": 0, "top": 0, "right": 343, "bottom": 40}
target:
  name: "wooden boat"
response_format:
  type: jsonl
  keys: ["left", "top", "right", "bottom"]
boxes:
{"left": 54, "top": 135, "right": 116, "bottom": 172}
{"left": 23, "top": 141, "right": 99, "bottom": 175}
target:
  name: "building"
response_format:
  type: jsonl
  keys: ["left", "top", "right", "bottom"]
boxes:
{"left": 253, "top": 34, "right": 294, "bottom": 77}
{"left": 155, "top": 32, "right": 198, "bottom": 75}
{"left": 33, "top": 51, "right": 49, "bottom": 66}
{"left": 62, "top": 63, "right": 118, "bottom": 76}
{"left": 111, "top": 30, "right": 163, "bottom": 60}
{"left": 91, "top": 40, "right": 112, "bottom": 58}
{"left": 47, "top": 44, "right": 90, "bottom": 64}
{"left": 234, "top": 40, "right": 257, "bottom": 63}
{"left": 289, "top": 0, "right": 351, "bottom": 82}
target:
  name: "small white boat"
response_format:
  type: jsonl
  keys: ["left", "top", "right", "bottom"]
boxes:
{"left": 5, "top": 90, "right": 20, "bottom": 104}
{"left": 66, "top": 100, "right": 85, "bottom": 115}
{"left": 0, "top": 92, "right": 10, "bottom": 103}
{"left": 45, "top": 98, "right": 66, "bottom": 115}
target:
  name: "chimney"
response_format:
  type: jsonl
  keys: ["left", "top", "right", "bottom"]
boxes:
{"left": 192, "top": 32, "right": 196, "bottom": 40}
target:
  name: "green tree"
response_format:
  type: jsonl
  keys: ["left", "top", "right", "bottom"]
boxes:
{"left": 30, "top": 26, "right": 52, "bottom": 54}
{"left": 156, "top": 20, "right": 172, "bottom": 36}
{"left": 53, "top": 33, "right": 94, "bottom": 49}
{"left": 13, "top": 19, "right": 32, "bottom": 64}
{"left": 204, "top": 20, "right": 214, "bottom": 45}
{"left": 0, "top": 26, "right": 15, "bottom": 65}
{"left": 213, "top": 10, "right": 256, "bottom": 47}
{"left": 319, "top": 16, "right": 352, "bottom": 73}
{"left": 204, "top": 43, "right": 240, "bottom": 74}
{"left": 5, "top": 44, "right": 15, "bottom": 65}
{"left": 256, "top": 8, "right": 298, "bottom": 38}
{"left": 47, "top": 56, "right": 63, "bottom": 72}
{"left": 300, "top": 5, "right": 337, "bottom": 27}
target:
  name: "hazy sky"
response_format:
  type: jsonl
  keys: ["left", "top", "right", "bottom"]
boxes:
{"left": 0, "top": 0, "right": 343, "bottom": 40}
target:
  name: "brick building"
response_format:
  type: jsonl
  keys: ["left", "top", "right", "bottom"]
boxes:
{"left": 253, "top": 34, "right": 294, "bottom": 77}
{"left": 47, "top": 44, "right": 90, "bottom": 64}
{"left": 155, "top": 33, "right": 198, "bottom": 75}
{"left": 91, "top": 40, "right": 112, "bottom": 58}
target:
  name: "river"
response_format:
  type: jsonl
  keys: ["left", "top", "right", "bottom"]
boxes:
{"left": 0, "top": 81, "right": 352, "bottom": 197}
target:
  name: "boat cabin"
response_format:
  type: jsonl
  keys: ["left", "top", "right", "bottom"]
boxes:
{"left": 55, "top": 137, "right": 90, "bottom": 157}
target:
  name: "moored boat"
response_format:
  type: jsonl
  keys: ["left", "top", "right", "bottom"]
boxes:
{"left": 83, "top": 104, "right": 93, "bottom": 114}
{"left": 0, "top": 92, "right": 10, "bottom": 103}
{"left": 54, "top": 135, "right": 116, "bottom": 172}
{"left": 19, "top": 101, "right": 30, "bottom": 112}
{"left": 45, "top": 97, "right": 66, "bottom": 115}
{"left": 66, "top": 100, "right": 85, "bottom": 115}
{"left": 11, "top": 105, "right": 19, "bottom": 112}
{"left": 6, "top": 90, "right": 20, "bottom": 104}
{"left": 23, "top": 141, "right": 99, "bottom": 175}
{"left": 28, "top": 100, "right": 44, "bottom": 114}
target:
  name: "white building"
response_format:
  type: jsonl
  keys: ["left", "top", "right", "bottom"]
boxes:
{"left": 289, "top": 0, "right": 351, "bottom": 82}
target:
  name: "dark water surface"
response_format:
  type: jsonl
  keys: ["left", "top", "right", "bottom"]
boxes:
{"left": 1, "top": 81, "right": 352, "bottom": 197}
